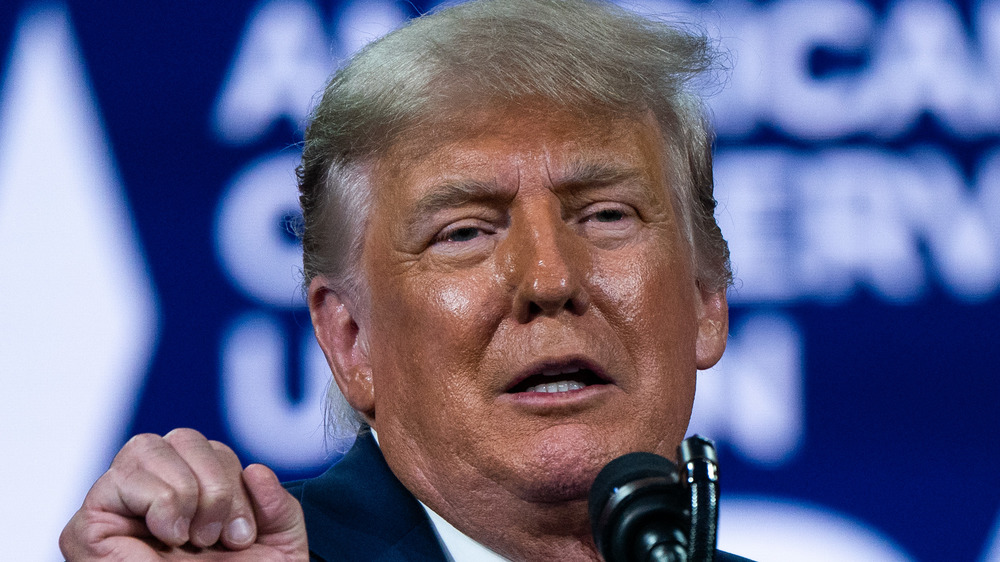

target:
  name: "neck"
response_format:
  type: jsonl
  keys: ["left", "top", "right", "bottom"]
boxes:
{"left": 372, "top": 428, "right": 603, "bottom": 559}
{"left": 410, "top": 469, "right": 603, "bottom": 562}
{"left": 450, "top": 496, "right": 602, "bottom": 561}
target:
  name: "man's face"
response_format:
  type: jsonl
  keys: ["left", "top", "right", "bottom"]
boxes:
{"left": 327, "top": 104, "right": 726, "bottom": 510}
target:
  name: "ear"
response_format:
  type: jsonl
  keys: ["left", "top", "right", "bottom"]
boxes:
{"left": 308, "top": 276, "right": 375, "bottom": 421}
{"left": 694, "top": 284, "right": 728, "bottom": 370}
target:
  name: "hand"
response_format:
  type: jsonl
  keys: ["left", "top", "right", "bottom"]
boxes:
{"left": 60, "top": 428, "right": 309, "bottom": 561}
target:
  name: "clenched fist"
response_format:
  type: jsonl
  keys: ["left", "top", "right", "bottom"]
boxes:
{"left": 60, "top": 428, "right": 309, "bottom": 561}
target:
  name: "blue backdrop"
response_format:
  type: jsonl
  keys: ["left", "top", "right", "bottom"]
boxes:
{"left": 0, "top": 1, "right": 997, "bottom": 560}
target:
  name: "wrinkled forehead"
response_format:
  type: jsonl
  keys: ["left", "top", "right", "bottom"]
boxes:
{"left": 368, "top": 101, "right": 670, "bottom": 200}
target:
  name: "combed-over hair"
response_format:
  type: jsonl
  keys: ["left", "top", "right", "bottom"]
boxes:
{"left": 297, "top": 0, "right": 732, "bottom": 443}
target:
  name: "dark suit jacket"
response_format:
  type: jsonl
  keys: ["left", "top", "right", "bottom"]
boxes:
{"left": 284, "top": 430, "right": 753, "bottom": 561}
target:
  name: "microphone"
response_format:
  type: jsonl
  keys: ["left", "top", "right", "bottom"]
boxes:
{"left": 589, "top": 452, "right": 689, "bottom": 562}
{"left": 589, "top": 437, "right": 720, "bottom": 562}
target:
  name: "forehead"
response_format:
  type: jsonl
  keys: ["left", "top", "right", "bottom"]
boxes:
{"left": 370, "top": 104, "right": 668, "bottom": 208}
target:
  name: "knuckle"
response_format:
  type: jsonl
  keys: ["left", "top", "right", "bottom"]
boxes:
{"left": 152, "top": 486, "right": 180, "bottom": 509}
{"left": 209, "top": 441, "right": 243, "bottom": 469}
{"left": 199, "top": 480, "right": 233, "bottom": 507}
{"left": 163, "top": 427, "right": 206, "bottom": 446}
{"left": 98, "top": 466, "right": 127, "bottom": 494}
{"left": 117, "top": 433, "right": 163, "bottom": 458}
{"left": 157, "top": 478, "right": 198, "bottom": 508}
{"left": 207, "top": 439, "right": 237, "bottom": 458}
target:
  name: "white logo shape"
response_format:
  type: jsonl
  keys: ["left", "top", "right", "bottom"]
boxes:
{"left": 0, "top": 6, "right": 158, "bottom": 560}
{"left": 719, "top": 496, "right": 916, "bottom": 561}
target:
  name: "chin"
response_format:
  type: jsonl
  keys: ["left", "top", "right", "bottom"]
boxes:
{"left": 504, "top": 424, "right": 620, "bottom": 503}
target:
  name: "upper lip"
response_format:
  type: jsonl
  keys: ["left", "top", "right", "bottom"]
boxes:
{"left": 504, "top": 355, "right": 614, "bottom": 393}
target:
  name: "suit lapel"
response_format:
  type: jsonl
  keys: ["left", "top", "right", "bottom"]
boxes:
{"left": 287, "top": 430, "right": 448, "bottom": 561}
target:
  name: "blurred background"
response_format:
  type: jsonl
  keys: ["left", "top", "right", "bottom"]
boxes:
{"left": 0, "top": 0, "right": 997, "bottom": 560}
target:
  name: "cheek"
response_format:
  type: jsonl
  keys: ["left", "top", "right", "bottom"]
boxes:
{"left": 371, "top": 274, "right": 481, "bottom": 347}
{"left": 407, "top": 273, "right": 504, "bottom": 351}
{"left": 367, "top": 271, "right": 502, "bottom": 413}
{"left": 590, "top": 250, "right": 695, "bottom": 335}
{"left": 590, "top": 260, "right": 648, "bottom": 328}
{"left": 433, "top": 283, "right": 474, "bottom": 318}
{"left": 589, "top": 245, "right": 699, "bottom": 409}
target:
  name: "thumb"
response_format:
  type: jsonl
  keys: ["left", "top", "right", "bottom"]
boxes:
{"left": 242, "top": 464, "right": 308, "bottom": 552}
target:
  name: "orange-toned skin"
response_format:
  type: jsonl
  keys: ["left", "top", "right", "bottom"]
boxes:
{"left": 311, "top": 105, "right": 728, "bottom": 561}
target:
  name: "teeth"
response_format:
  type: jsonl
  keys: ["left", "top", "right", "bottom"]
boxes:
{"left": 526, "top": 380, "right": 586, "bottom": 393}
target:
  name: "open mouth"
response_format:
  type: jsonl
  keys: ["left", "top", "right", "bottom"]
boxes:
{"left": 507, "top": 366, "right": 610, "bottom": 394}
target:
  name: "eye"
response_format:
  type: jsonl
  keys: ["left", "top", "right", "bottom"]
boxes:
{"left": 441, "top": 226, "right": 482, "bottom": 243}
{"left": 432, "top": 220, "right": 495, "bottom": 246}
{"left": 581, "top": 203, "right": 634, "bottom": 225}
{"left": 576, "top": 202, "right": 639, "bottom": 245}
{"left": 591, "top": 208, "right": 626, "bottom": 223}
{"left": 427, "top": 219, "right": 499, "bottom": 263}
{"left": 424, "top": 212, "right": 506, "bottom": 262}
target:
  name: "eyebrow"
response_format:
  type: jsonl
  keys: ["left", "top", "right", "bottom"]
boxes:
{"left": 406, "top": 178, "right": 512, "bottom": 234}
{"left": 551, "top": 161, "right": 644, "bottom": 192}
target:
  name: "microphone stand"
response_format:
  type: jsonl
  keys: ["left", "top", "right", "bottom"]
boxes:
{"left": 680, "top": 436, "right": 719, "bottom": 562}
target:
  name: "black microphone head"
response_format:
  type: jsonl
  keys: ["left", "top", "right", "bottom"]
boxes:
{"left": 589, "top": 452, "right": 685, "bottom": 562}
{"left": 588, "top": 452, "right": 679, "bottom": 527}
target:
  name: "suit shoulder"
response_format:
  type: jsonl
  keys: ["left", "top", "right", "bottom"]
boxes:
{"left": 282, "top": 478, "right": 307, "bottom": 500}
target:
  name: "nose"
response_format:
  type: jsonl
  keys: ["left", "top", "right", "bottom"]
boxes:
{"left": 504, "top": 204, "right": 590, "bottom": 323}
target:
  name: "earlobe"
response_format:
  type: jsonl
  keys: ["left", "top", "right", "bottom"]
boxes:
{"left": 694, "top": 285, "right": 729, "bottom": 370}
{"left": 308, "top": 276, "right": 376, "bottom": 420}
